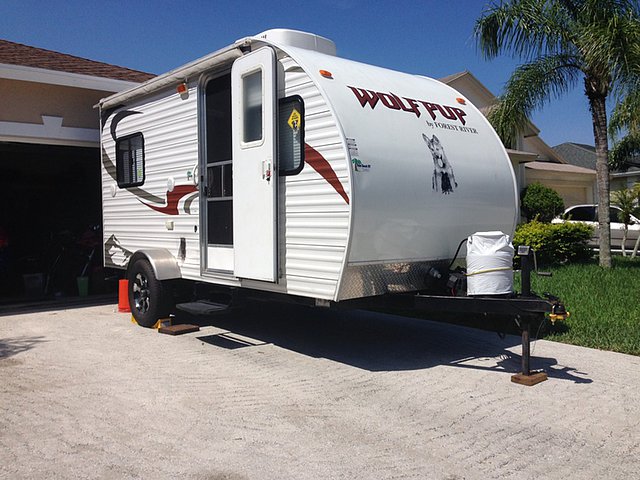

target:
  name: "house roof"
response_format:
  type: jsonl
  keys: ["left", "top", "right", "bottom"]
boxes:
{"left": 0, "top": 39, "right": 155, "bottom": 83}
{"left": 553, "top": 142, "right": 597, "bottom": 170}
{"left": 525, "top": 161, "right": 595, "bottom": 175}
{"left": 438, "top": 70, "right": 496, "bottom": 109}
{"left": 506, "top": 149, "right": 538, "bottom": 163}
{"left": 438, "top": 71, "right": 469, "bottom": 85}
{"left": 439, "top": 70, "right": 544, "bottom": 139}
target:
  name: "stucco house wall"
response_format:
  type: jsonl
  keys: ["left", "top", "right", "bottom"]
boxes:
{"left": 0, "top": 39, "right": 154, "bottom": 299}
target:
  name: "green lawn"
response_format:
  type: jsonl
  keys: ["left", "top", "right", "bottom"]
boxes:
{"left": 527, "top": 256, "right": 640, "bottom": 355}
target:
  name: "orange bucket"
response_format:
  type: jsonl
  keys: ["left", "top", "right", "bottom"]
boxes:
{"left": 118, "top": 279, "right": 131, "bottom": 312}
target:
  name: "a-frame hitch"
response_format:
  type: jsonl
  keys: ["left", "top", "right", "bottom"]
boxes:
{"left": 413, "top": 246, "right": 568, "bottom": 386}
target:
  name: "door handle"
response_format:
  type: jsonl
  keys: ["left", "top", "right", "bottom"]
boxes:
{"left": 262, "top": 159, "right": 272, "bottom": 182}
{"left": 187, "top": 161, "right": 199, "bottom": 186}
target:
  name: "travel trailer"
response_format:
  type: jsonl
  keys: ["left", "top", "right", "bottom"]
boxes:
{"left": 99, "top": 29, "right": 519, "bottom": 328}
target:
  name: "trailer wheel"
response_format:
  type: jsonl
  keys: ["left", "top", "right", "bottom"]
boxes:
{"left": 128, "top": 258, "right": 169, "bottom": 327}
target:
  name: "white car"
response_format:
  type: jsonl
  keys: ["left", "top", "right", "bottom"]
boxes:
{"left": 552, "top": 204, "right": 640, "bottom": 250}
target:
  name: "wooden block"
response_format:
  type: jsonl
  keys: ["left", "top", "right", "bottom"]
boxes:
{"left": 511, "top": 371, "right": 548, "bottom": 386}
{"left": 158, "top": 324, "right": 200, "bottom": 336}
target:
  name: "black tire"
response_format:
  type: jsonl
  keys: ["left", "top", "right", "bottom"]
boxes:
{"left": 127, "top": 258, "right": 170, "bottom": 327}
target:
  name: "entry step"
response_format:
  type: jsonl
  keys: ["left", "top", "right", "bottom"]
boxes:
{"left": 175, "top": 301, "right": 230, "bottom": 315}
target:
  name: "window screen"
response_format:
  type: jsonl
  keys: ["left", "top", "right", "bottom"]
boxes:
{"left": 242, "top": 70, "right": 263, "bottom": 143}
{"left": 205, "top": 74, "right": 233, "bottom": 246}
{"left": 207, "top": 200, "right": 233, "bottom": 245}
{"left": 116, "top": 133, "right": 144, "bottom": 187}
{"left": 278, "top": 96, "right": 305, "bottom": 176}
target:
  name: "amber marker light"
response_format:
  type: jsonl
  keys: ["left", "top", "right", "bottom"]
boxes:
{"left": 176, "top": 82, "right": 188, "bottom": 95}
{"left": 320, "top": 70, "right": 333, "bottom": 79}
{"left": 456, "top": 97, "right": 466, "bottom": 105}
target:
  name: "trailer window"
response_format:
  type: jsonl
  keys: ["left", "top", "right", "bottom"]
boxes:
{"left": 116, "top": 133, "right": 144, "bottom": 187}
{"left": 242, "top": 69, "right": 263, "bottom": 143}
{"left": 278, "top": 96, "right": 304, "bottom": 176}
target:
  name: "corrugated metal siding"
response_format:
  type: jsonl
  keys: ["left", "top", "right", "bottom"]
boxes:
{"left": 101, "top": 86, "right": 202, "bottom": 279}
{"left": 102, "top": 54, "right": 351, "bottom": 300}
{"left": 280, "top": 55, "right": 350, "bottom": 300}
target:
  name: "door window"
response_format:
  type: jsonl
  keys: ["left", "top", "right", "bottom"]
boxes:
{"left": 242, "top": 70, "right": 263, "bottom": 143}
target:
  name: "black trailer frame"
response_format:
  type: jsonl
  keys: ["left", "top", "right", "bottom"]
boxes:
{"left": 414, "top": 247, "right": 565, "bottom": 385}
{"left": 339, "top": 246, "right": 566, "bottom": 386}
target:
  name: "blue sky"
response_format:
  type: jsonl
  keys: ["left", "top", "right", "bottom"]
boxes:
{"left": 1, "top": 0, "right": 598, "bottom": 147}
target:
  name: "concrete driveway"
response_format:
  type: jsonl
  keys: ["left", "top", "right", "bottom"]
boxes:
{"left": 1, "top": 302, "right": 638, "bottom": 479}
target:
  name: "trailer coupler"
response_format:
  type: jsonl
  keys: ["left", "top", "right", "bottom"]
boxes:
{"left": 549, "top": 301, "right": 569, "bottom": 325}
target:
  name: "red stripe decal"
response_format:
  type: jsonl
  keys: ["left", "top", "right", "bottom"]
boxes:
{"left": 304, "top": 144, "right": 350, "bottom": 205}
{"left": 141, "top": 184, "right": 198, "bottom": 215}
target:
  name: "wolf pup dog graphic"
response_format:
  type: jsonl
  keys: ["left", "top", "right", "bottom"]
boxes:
{"left": 423, "top": 133, "right": 458, "bottom": 194}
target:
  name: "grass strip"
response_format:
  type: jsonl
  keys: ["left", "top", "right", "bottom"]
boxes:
{"left": 527, "top": 257, "right": 640, "bottom": 355}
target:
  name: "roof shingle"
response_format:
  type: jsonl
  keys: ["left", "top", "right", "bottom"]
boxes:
{"left": 0, "top": 39, "right": 155, "bottom": 83}
{"left": 553, "top": 142, "right": 597, "bottom": 170}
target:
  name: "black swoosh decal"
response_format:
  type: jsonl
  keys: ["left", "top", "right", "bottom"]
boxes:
{"left": 110, "top": 110, "right": 142, "bottom": 141}
{"left": 102, "top": 108, "right": 176, "bottom": 205}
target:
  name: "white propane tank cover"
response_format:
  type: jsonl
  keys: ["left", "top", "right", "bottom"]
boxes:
{"left": 466, "top": 231, "right": 514, "bottom": 296}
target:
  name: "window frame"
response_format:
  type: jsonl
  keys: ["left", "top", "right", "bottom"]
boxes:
{"left": 116, "top": 132, "right": 145, "bottom": 188}
{"left": 278, "top": 95, "right": 305, "bottom": 177}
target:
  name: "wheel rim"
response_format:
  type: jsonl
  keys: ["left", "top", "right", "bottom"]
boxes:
{"left": 132, "top": 272, "right": 150, "bottom": 314}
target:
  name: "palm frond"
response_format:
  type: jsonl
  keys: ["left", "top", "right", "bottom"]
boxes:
{"left": 475, "top": 0, "right": 574, "bottom": 60}
{"left": 609, "top": 90, "right": 640, "bottom": 138}
{"left": 610, "top": 132, "right": 640, "bottom": 170}
{"left": 488, "top": 54, "right": 581, "bottom": 147}
{"left": 575, "top": 1, "right": 640, "bottom": 90}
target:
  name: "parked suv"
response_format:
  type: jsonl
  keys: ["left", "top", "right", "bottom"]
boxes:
{"left": 552, "top": 204, "right": 640, "bottom": 250}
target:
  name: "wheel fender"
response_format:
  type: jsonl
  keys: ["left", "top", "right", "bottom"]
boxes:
{"left": 128, "top": 249, "right": 181, "bottom": 280}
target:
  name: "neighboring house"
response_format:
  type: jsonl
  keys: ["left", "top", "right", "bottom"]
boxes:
{"left": 441, "top": 71, "right": 596, "bottom": 209}
{"left": 611, "top": 169, "right": 640, "bottom": 191}
{"left": 554, "top": 141, "right": 640, "bottom": 193}
{"left": 0, "top": 39, "right": 154, "bottom": 298}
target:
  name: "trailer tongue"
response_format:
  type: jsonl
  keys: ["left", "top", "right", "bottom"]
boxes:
{"left": 338, "top": 244, "right": 567, "bottom": 386}
{"left": 444, "top": 245, "right": 567, "bottom": 386}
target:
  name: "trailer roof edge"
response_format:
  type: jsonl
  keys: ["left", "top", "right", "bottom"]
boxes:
{"left": 98, "top": 43, "right": 245, "bottom": 110}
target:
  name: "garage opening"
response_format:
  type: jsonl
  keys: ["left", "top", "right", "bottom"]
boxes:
{"left": 0, "top": 142, "right": 113, "bottom": 302}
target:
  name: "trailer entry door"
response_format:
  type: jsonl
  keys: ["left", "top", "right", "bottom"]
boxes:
{"left": 203, "top": 73, "right": 234, "bottom": 273}
{"left": 231, "top": 47, "right": 277, "bottom": 282}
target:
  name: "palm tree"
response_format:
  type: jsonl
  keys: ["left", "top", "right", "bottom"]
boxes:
{"left": 475, "top": 0, "right": 640, "bottom": 268}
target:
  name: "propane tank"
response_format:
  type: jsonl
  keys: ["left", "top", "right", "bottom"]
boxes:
{"left": 466, "top": 231, "right": 514, "bottom": 296}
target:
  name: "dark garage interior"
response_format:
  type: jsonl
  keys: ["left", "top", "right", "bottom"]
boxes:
{"left": 0, "top": 142, "right": 113, "bottom": 302}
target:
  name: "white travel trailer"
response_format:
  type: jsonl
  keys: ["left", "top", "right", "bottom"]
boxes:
{"left": 99, "top": 29, "right": 518, "bottom": 327}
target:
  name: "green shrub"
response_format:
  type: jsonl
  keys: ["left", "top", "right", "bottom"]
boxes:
{"left": 513, "top": 220, "right": 593, "bottom": 265}
{"left": 521, "top": 183, "right": 565, "bottom": 222}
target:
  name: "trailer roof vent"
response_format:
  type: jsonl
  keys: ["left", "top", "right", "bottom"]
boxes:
{"left": 254, "top": 29, "right": 337, "bottom": 56}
